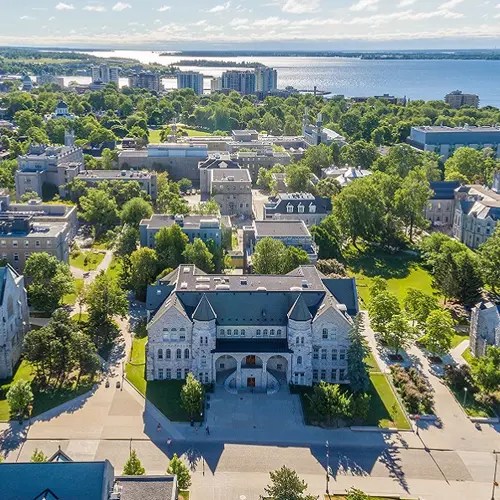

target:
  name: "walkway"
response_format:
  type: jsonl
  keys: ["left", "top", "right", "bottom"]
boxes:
{"left": 70, "top": 249, "right": 113, "bottom": 281}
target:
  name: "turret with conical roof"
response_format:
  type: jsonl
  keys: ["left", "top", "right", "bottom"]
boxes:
{"left": 193, "top": 294, "right": 216, "bottom": 322}
{"left": 288, "top": 293, "right": 312, "bottom": 322}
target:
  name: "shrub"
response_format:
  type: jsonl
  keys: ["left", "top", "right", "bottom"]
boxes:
{"left": 390, "top": 364, "right": 434, "bottom": 414}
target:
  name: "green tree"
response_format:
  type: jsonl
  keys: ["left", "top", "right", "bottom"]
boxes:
{"left": 311, "top": 215, "right": 343, "bottom": 260}
{"left": 123, "top": 449, "right": 146, "bottom": 475}
{"left": 347, "top": 315, "right": 370, "bottom": 393}
{"left": 369, "top": 277, "right": 388, "bottom": 298}
{"left": 155, "top": 224, "right": 189, "bottom": 270}
{"left": 454, "top": 251, "right": 483, "bottom": 305}
{"left": 385, "top": 314, "right": 416, "bottom": 355}
{"left": 252, "top": 238, "right": 286, "bottom": 274}
{"left": 191, "top": 200, "right": 220, "bottom": 216}
{"left": 315, "top": 259, "right": 347, "bottom": 277}
{"left": 340, "top": 140, "right": 379, "bottom": 169}
{"left": 421, "top": 309, "right": 455, "bottom": 357}
{"left": 180, "top": 373, "right": 204, "bottom": 419}
{"left": 85, "top": 271, "right": 128, "bottom": 348}
{"left": 178, "top": 178, "right": 193, "bottom": 193}
{"left": 283, "top": 246, "right": 310, "bottom": 273}
{"left": 479, "top": 226, "right": 500, "bottom": 294}
{"left": 315, "top": 178, "right": 341, "bottom": 199}
{"left": 470, "top": 346, "right": 500, "bottom": 393}
{"left": 114, "top": 226, "right": 139, "bottom": 263}
{"left": 183, "top": 238, "right": 215, "bottom": 273}
{"left": 80, "top": 188, "right": 119, "bottom": 237}
{"left": 444, "top": 147, "right": 485, "bottom": 183}
{"left": 129, "top": 248, "right": 159, "bottom": 301}
{"left": 346, "top": 488, "right": 369, "bottom": 500}
{"left": 403, "top": 289, "right": 439, "bottom": 330}
{"left": 264, "top": 465, "right": 317, "bottom": 500}
{"left": 368, "top": 291, "right": 401, "bottom": 339}
{"left": 166, "top": 453, "right": 191, "bottom": 490}
{"left": 167, "top": 195, "right": 191, "bottom": 216}
{"left": 24, "top": 253, "right": 74, "bottom": 314}
{"left": 120, "top": 197, "right": 153, "bottom": 227}
{"left": 308, "top": 382, "right": 352, "bottom": 426}
{"left": 286, "top": 163, "right": 313, "bottom": 193}
{"left": 30, "top": 449, "right": 48, "bottom": 463}
{"left": 303, "top": 144, "right": 332, "bottom": 176}
{"left": 6, "top": 380, "right": 33, "bottom": 419}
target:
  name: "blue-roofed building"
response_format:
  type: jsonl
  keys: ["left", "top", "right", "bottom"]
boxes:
{"left": 425, "top": 181, "right": 460, "bottom": 227}
{"left": 146, "top": 264, "right": 358, "bottom": 390}
{"left": 408, "top": 125, "right": 500, "bottom": 160}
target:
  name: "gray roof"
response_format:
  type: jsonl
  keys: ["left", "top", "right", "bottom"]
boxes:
{"left": 114, "top": 476, "right": 176, "bottom": 500}
{"left": 77, "top": 170, "right": 154, "bottom": 180}
{"left": 265, "top": 193, "right": 332, "bottom": 215}
{"left": 288, "top": 294, "right": 312, "bottom": 321}
{"left": 140, "top": 214, "right": 220, "bottom": 230}
{"left": 211, "top": 169, "right": 251, "bottom": 182}
{"left": 413, "top": 125, "right": 500, "bottom": 133}
{"left": 254, "top": 220, "right": 311, "bottom": 238}
{"left": 199, "top": 157, "right": 239, "bottom": 170}
{"left": 192, "top": 294, "right": 217, "bottom": 321}
{"left": 0, "top": 461, "right": 113, "bottom": 500}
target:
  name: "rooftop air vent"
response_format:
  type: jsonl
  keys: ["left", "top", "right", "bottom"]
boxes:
{"left": 180, "top": 282, "right": 188, "bottom": 289}
{"left": 337, "top": 304, "right": 347, "bottom": 312}
{"left": 195, "top": 284, "right": 210, "bottom": 290}
{"left": 183, "top": 267, "right": 190, "bottom": 273}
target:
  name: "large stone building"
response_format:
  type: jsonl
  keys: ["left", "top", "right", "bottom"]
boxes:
{"left": 16, "top": 143, "right": 84, "bottom": 201}
{"left": 469, "top": 301, "right": 500, "bottom": 357}
{"left": 302, "top": 109, "right": 346, "bottom": 148}
{"left": 445, "top": 90, "right": 479, "bottom": 109}
{"left": 263, "top": 193, "right": 332, "bottom": 227}
{"left": 209, "top": 169, "right": 253, "bottom": 217}
{"left": 426, "top": 181, "right": 460, "bottom": 227}
{"left": 146, "top": 264, "right": 358, "bottom": 390}
{"left": 0, "top": 265, "right": 29, "bottom": 379}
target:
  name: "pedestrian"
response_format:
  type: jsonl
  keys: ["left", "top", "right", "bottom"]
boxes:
{"left": 167, "top": 438, "right": 172, "bottom": 448}
{"left": 205, "top": 425, "right": 210, "bottom": 435}
{"left": 157, "top": 423, "right": 161, "bottom": 432}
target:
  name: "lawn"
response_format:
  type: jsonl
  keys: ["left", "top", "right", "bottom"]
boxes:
{"left": 0, "top": 361, "right": 94, "bottom": 421}
{"left": 149, "top": 127, "right": 212, "bottom": 142}
{"left": 126, "top": 337, "right": 201, "bottom": 422}
{"left": 462, "top": 347, "right": 473, "bottom": 364}
{"left": 450, "top": 331, "right": 469, "bottom": 349}
{"left": 62, "top": 278, "right": 84, "bottom": 306}
{"left": 106, "top": 256, "right": 123, "bottom": 281}
{"left": 178, "top": 492, "right": 190, "bottom": 500}
{"left": 291, "top": 372, "right": 410, "bottom": 430}
{"left": 345, "top": 248, "right": 437, "bottom": 307}
{"left": 448, "top": 384, "right": 496, "bottom": 418}
{"left": 72, "top": 312, "right": 89, "bottom": 324}
{"left": 70, "top": 251, "right": 105, "bottom": 271}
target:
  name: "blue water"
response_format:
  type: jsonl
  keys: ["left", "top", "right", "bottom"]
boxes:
{"left": 84, "top": 51, "right": 500, "bottom": 107}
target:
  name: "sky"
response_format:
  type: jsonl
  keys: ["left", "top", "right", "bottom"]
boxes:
{"left": 2, "top": 0, "right": 500, "bottom": 49}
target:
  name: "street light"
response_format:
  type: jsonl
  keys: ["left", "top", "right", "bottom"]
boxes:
{"left": 325, "top": 440, "right": 330, "bottom": 494}
{"left": 492, "top": 450, "right": 498, "bottom": 500}
{"left": 463, "top": 387, "right": 468, "bottom": 407}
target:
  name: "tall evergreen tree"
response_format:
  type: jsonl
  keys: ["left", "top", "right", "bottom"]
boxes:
{"left": 347, "top": 314, "right": 370, "bottom": 393}
{"left": 123, "top": 449, "right": 145, "bottom": 475}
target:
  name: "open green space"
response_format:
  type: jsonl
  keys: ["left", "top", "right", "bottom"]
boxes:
{"left": 462, "top": 347, "right": 473, "bottom": 364}
{"left": 292, "top": 372, "right": 410, "bottom": 430}
{"left": 71, "top": 312, "right": 89, "bottom": 324}
{"left": 0, "top": 360, "right": 94, "bottom": 421}
{"left": 450, "top": 331, "right": 469, "bottom": 349}
{"left": 178, "top": 492, "right": 190, "bottom": 500}
{"left": 62, "top": 278, "right": 84, "bottom": 306}
{"left": 364, "top": 350, "right": 380, "bottom": 373}
{"left": 126, "top": 337, "right": 201, "bottom": 422}
{"left": 149, "top": 127, "right": 212, "bottom": 142}
{"left": 70, "top": 251, "right": 105, "bottom": 271}
{"left": 345, "top": 248, "right": 437, "bottom": 307}
{"left": 106, "top": 256, "right": 124, "bottom": 281}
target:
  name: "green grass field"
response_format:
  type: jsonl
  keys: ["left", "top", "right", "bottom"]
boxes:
{"left": 149, "top": 127, "right": 212, "bottom": 142}
{"left": 448, "top": 384, "right": 495, "bottom": 418}
{"left": 462, "top": 347, "right": 473, "bottom": 364}
{"left": 126, "top": 337, "right": 201, "bottom": 422}
{"left": 106, "top": 256, "right": 123, "bottom": 281}
{"left": 62, "top": 278, "right": 84, "bottom": 306}
{"left": 450, "top": 331, "right": 469, "bottom": 349}
{"left": 345, "top": 247, "right": 437, "bottom": 307}
{"left": 70, "top": 251, "right": 105, "bottom": 271}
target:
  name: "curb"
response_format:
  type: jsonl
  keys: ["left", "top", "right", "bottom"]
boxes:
{"left": 410, "top": 414, "right": 439, "bottom": 422}
{"left": 350, "top": 426, "right": 412, "bottom": 433}
{"left": 469, "top": 416, "right": 499, "bottom": 424}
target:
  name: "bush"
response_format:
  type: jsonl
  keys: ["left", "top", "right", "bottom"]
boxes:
{"left": 444, "top": 364, "right": 474, "bottom": 392}
{"left": 390, "top": 364, "right": 434, "bottom": 415}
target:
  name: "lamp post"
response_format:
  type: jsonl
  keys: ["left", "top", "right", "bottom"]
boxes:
{"left": 492, "top": 451, "right": 498, "bottom": 500}
{"left": 463, "top": 387, "right": 468, "bottom": 407}
{"left": 325, "top": 440, "right": 330, "bottom": 494}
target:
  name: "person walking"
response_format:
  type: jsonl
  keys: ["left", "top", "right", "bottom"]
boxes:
{"left": 205, "top": 425, "right": 210, "bottom": 435}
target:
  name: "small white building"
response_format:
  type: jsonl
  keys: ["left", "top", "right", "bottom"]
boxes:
{"left": 322, "top": 165, "right": 372, "bottom": 187}
{"left": 0, "top": 265, "right": 29, "bottom": 379}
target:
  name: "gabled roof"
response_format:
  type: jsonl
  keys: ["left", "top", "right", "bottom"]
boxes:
{"left": 48, "top": 448, "right": 73, "bottom": 463}
{"left": 192, "top": 294, "right": 216, "bottom": 322}
{"left": 33, "top": 489, "right": 59, "bottom": 500}
{"left": 288, "top": 294, "right": 312, "bottom": 322}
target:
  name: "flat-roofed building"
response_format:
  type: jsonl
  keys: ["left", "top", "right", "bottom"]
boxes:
{"left": 445, "top": 90, "right": 479, "bottom": 109}
{"left": 177, "top": 71, "right": 204, "bottom": 95}
{"left": 210, "top": 168, "right": 252, "bottom": 217}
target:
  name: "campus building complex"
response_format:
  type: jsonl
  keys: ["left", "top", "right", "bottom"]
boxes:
{"left": 146, "top": 265, "right": 358, "bottom": 390}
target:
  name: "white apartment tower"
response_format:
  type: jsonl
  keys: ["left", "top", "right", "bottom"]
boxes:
{"left": 256, "top": 67, "right": 278, "bottom": 93}
{"left": 177, "top": 71, "right": 204, "bottom": 96}
{"left": 91, "top": 64, "right": 119, "bottom": 86}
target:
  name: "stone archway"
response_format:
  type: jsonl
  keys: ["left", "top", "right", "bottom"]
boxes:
{"left": 215, "top": 355, "right": 237, "bottom": 385}
{"left": 266, "top": 355, "right": 289, "bottom": 383}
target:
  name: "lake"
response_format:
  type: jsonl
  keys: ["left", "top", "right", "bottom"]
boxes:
{"left": 80, "top": 50, "right": 500, "bottom": 107}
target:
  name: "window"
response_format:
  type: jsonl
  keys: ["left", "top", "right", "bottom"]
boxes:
{"left": 176, "top": 349, "right": 182, "bottom": 359}
{"left": 184, "top": 368, "right": 189, "bottom": 379}
{"left": 205, "top": 373, "right": 209, "bottom": 384}
{"left": 297, "top": 355, "right": 302, "bottom": 365}
{"left": 332, "top": 349, "right": 338, "bottom": 361}
{"left": 199, "top": 373, "right": 203, "bottom": 382}
{"left": 287, "top": 204, "right": 293, "bottom": 213}
{"left": 313, "top": 347, "right": 319, "bottom": 360}
{"left": 277, "top": 329, "right": 282, "bottom": 336}
{"left": 301, "top": 337, "right": 304, "bottom": 344}
{"left": 263, "top": 329, "right": 268, "bottom": 336}
{"left": 313, "top": 369, "right": 319, "bottom": 381}
{"left": 200, "top": 336, "right": 203, "bottom": 344}
{"left": 24, "top": 240, "right": 29, "bottom": 248}
{"left": 205, "top": 336, "right": 208, "bottom": 344}
{"left": 339, "top": 369, "right": 345, "bottom": 381}
{"left": 184, "top": 348, "right": 190, "bottom": 359}
{"left": 270, "top": 329, "right": 275, "bottom": 336}
{"left": 321, "top": 348, "right": 327, "bottom": 360}
{"left": 234, "top": 329, "right": 238, "bottom": 336}
{"left": 227, "top": 329, "right": 232, "bottom": 336}
{"left": 296, "top": 336, "right": 300, "bottom": 344}
{"left": 322, "top": 328, "right": 328, "bottom": 339}
{"left": 220, "top": 329, "right": 225, "bottom": 336}
{"left": 241, "top": 329, "right": 246, "bottom": 336}
{"left": 201, "top": 354, "right": 207, "bottom": 366}
{"left": 309, "top": 204, "right": 316, "bottom": 213}
{"left": 12, "top": 240, "right": 18, "bottom": 248}
{"left": 339, "top": 349, "right": 346, "bottom": 361}
{"left": 321, "top": 370, "right": 326, "bottom": 380}
{"left": 158, "top": 349, "right": 163, "bottom": 360}
{"left": 331, "top": 369, "right": 337, "bottom": 382}
{"left": 35, "top": 240, "right": 41, "bottom": 248}
{"left": 13, "top": 253, "right": 19, "bottom": 262}
{"left": 177, "top": 368, "right": 182, "bottom": 379}
{"left": 180, "top": 332, "right": 186, "bottom": 341}
{"left": 298, "top": 204, "right": 304, "bottom": 213}
{"left": 158, "top": 368, "right": 164, "bottom": 379}
{"left": 166, "top": 368, "right": 171, "bottom": 379}
{"left": 166, "top": 349, "right": 171, "bottom": 359}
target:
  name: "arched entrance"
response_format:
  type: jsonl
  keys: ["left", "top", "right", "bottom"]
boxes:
{"left": 215, "top": 355, "right": 237, "bottom": 385}
{"left": 266, "top": 355, "right": 289, "bottom": 384}
{"left": 240, "top": 355, "right": 264, "bottom": 389}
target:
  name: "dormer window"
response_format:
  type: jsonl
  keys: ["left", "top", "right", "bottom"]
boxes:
{"left": 286, "top": 203, "right": 294, "bottom": 213}
{"left": 298, "top": 204, "right": 304, "bottom": 213}
{"left": 309, "top": 204, "right": 316, "bottom": 213}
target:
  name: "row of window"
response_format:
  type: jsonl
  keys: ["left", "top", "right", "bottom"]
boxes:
{"left": 286, "top": 204, "right": 316, "bottom": 214}
{"left": 157, "top": 348, "right": 190, "bottom": 360}
{"left": 157, "top": 368, "right": 189, "bottom": 380}
{"left": 220, "top": 328, "right": 282, "bottom": 337}
{"left": 198, "top": 372, "right": 210, "bottom": 384}
{"left": 313, "top": 368, "right": 346, "bottom": 382}
{"left": 313, "top": 347, "right": 347, "bottom": 361}
{"left": 1, "top": 240, "right": 51, "bottom": 248}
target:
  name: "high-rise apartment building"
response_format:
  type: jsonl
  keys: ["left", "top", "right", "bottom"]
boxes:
{"left": 221, "top": 70, "right": 256, "bottom": 95}
{"left": 211, "top": 77, "right": 222, "bottom": 93}
{"left": 176, "top": 71, "right": 204, "bottom": 96}
{"left": 255, "top": 66, "right": 278, "bottom": 93}
{"left": 445, "top": 90, "right": 479, "bottom": 109}
{"left": 129, "top": 72, "right": 161, "bottom": 92}
{"left": 91, "top": 64, "right": 120, "bottom": 86}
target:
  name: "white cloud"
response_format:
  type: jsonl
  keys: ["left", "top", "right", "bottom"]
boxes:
{"left": 20, "top": 15, "right": 35, "bottom": 20}
{"left": 253, "top": 16, "right": 290, "bottom": 26}
{"left": 112, "top": 2, "right": 132, "bottom": 11}
{"left": 397, "top": 0, "right": 416, "bottom": 6}
{"left": 48, "top": 16, "right": 56, "bottom": 21}
{"left": 158, "top": 5, "right": 171, "bottom": 11}
{"left": 55, "top": 3, "right": 75, "bottom": 10}
{"left": 83, "top": 5, "right": 106, "bottom": 12}
{"left": 229, "top": 17, "right": 248, "bottom": 26}
{"left": 282, "top": 0, "right": 321, "bottom": 13}
{"left": 350, "top": 0, "right": 379, "bottom": 12}
{"left": 207, "top": 2, "right": 231, "bottom": 13}
{"left": 439, "top": 0, "right": 463, "bottom": 8}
